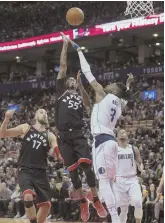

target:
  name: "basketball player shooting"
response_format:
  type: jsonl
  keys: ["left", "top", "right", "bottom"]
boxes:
{"left": 0, "top": 109, "right": 58, "bottom": 223}
{"left": 55, "top": 32, "right": 107, "bottom": 222}
{"left": 67, "top": 35, "right": 134, "bottom": 223}
{"left": 115, "top": 129, "right": 143, "bottom": 223}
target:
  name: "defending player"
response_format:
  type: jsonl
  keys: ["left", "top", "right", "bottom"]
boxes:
{"left": 55, "top": 33, "right": 107, "bottom": 222}
{"left": 0, "top": 109, "right": 57, "bottom": 223}
{"left": 115, "top": 129, "right": 143, "bottom": 223}
{"left": 68, "top": 36, "right": 134, "bottom": 223}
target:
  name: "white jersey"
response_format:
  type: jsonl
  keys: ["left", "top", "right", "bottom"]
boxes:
{"left": 91, "top": 93, "right": 123, "bottom": 136}
{"left": 116, "top": 144, "right": 137, "bottom": 177}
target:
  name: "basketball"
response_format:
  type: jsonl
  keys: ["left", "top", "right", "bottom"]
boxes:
{"left": 66, "top": 7, "right": 84, "bottom": 26}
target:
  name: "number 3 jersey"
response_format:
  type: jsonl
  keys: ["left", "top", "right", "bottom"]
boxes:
{"left": 91, "top": 93, "right": 123, "bottom": 137}
{"left": 55, "top": 79, "right": 84, "bottom": 130}
{"left": 17, "top": 126, "right": 50, "bottom": 170}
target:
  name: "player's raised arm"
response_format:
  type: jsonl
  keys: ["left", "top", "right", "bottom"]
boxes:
{"left": 78, "top": 48, "right": 105, "bottom": 97}
{"left": 77, "top": 70, "right": 91, "bottom": 114}
{"left": 67, "top": 38, "right": 104, "bottom": 98}
{"left": 56, "top": 33, "right": 69, "bottom": 97}
{"left": 0, "top": 110, "right": 29, "bottom": 138}
{"left": 57, "top": 32, "right": 69, "bottom": 80}
{"left": 126, "top": 73, "right": 134, "bottom": 90}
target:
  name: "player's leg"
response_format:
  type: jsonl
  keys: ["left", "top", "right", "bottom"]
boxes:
{"left": 58, "top": 133, "right": 89, "bottom": 222}
{"left": 93, "top": 139, "right": 121, "bottom": 223}
{"left": 74, "top": 133, "right": 107, "bottom": 219}
{"left": 33, "top": 171, "right": 51, "bottom": 223}
{"left": 115, "top": 178, "right": 129, "bottom": 223}
{"left": 69, "top": 167, "right": 91, "bottom": 222}
{"left": 128, "top": 178, "right": 143, "bottom": 223}
{"left": 17, "top": 169, "right": 37, "bottom": 223}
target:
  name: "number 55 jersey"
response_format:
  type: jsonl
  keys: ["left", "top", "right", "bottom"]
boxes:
{"left": 55, "top": 78, "right": 84, "bottom": 131}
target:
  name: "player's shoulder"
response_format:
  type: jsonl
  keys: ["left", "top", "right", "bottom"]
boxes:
{"left": 48, "top": 131, "right": 56, "bottom": 140}
{"left": 20, "top": 123, "right": 30, "bottom": 133}
{"left": 117, "top": 146, "right": 123, "bottom": 151}
{"left": 18, "top": 123, "right": 31, "bottom": 138}
{"left": 105, "top": 93, "right": 120, "bottom": 102}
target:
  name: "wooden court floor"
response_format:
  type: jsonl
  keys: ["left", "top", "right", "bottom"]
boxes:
{"left": 0, "top": 219, "right": 74, "bottom": 223}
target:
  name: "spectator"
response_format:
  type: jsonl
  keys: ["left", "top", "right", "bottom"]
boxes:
{"left": 0, "top": 182, "right": 12, "bottom": 217}
{"left": 141, "top": 164, "right": 155, "bottom": 185}
{"left": 143, "top": 184, "right": 157, "bottom": 222}
{"left": 50, "top": 182, "right": 70, "bottom": 221}
{"left": 8, "top": 184, "right": 22, "bottom": 218}
{"left": 153, "top": 194, "right": 164, "bottom": 223}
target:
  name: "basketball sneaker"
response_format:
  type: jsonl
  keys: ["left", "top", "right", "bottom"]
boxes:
{"left": 80, "top": 199, "right": 90, "bottom": 222}
{"left": 92, "top": 200, "right": 107, "bottom": 218}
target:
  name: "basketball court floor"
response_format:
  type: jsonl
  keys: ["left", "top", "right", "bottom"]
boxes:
{"left": 0, "top": 219, "right": 73, "bottom": 223}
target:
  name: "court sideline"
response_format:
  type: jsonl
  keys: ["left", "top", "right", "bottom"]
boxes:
{"left": 0, "top": 219, "right": 75, "bottom": 223}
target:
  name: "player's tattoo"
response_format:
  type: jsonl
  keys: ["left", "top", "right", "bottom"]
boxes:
{"left": 57, "top": 42, "right": 68, "bottom": 79}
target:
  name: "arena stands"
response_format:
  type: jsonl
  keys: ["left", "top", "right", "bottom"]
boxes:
{"left": 0, "top": 1, "right": 164, "bottom": 42}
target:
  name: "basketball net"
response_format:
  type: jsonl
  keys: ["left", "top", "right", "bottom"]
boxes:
{"left": 125, "top": 1, "right": 155, "bottom": 18}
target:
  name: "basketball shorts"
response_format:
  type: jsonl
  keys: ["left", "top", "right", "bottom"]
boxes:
{"left": 18, "top": 168, "right": 51, "bottom": 208}
{"left": 92, "top": 134, "right": 118, "bottom": 180}
{"left": 57, "top": 130, "right": 92, "bottom": 171}
{"left": 114, "top": 176, "right": 142, "bottom": 207}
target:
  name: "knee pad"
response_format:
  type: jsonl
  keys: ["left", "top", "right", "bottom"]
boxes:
{"left": 80, "top": 163, "right": 96, "bottom": 188}
{"left": 70, "top": 169, "right": 82, "bottom": 190}
{"left": 24, "top": 200, "right": 34, "bottom": 208}
{"left": 37, "top": 201, "right": 51, "bottom": 209}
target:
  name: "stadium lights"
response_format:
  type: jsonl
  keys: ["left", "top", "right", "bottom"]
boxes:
{"left": 153, "top": 33, "right": 159, "bottom": 37}
{"left": 155, "top": 43, "right": 160, "bottom": 46}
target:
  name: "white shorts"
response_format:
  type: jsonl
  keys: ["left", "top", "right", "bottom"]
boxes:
{"left": 115, "top": 176, "right": 142, "bottom": 207}
{"left": 92, "top": 139, "right": 118, "bottom": 180}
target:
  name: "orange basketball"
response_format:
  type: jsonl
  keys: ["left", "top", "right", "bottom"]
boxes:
{"left": 66, "top": 7, "right": 84, "bottom": 26}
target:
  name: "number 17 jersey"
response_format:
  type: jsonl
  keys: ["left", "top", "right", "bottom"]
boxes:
{"left": 91, "top": 93, "right": 122, "bottom": 137}
{"left": 17, "top": 126, "right": 50, "bottom": 170}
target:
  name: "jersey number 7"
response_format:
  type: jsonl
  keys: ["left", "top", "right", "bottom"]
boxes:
{"left": 110, "top": 108, "right": 116, "bottom": 122}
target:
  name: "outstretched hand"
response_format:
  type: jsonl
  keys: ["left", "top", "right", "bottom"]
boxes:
{"left": 60, "top": 32, "right": 80, "bottom": 50}
{"left": 126, "top": 73, "right": 134, "bottom": 89}
{"left": 127, "top": 73, "right": 134, "bottom": 84}
{"left": 60, "top": 32, "right": 69, "bottom": 43}
{"left": 5, "top": 110, "right": 15, "bottom": 120}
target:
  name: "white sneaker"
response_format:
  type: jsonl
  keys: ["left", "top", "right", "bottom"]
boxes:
{"left": 14, "top": 213, "right": 21, "bottom": 218}
{"left": 21, "top": 214, "right": 28, "bottom": 219}
{"left": 46, "top": 215, "right": 52, "bottom": 220}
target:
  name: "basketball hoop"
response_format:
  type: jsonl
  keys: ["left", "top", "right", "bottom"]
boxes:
{"left": 125, "top": 1, "right": 155, "bottom": 18}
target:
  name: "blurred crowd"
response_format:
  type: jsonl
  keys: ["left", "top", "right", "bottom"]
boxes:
{"left": 0, "top": 70, "right": 164, "bottom": 222}
{"left": 0, "top": 1, "right": 163, "bottom": 42}
{"left": 0, "top": 53, "right": 164, "bottom": 84}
